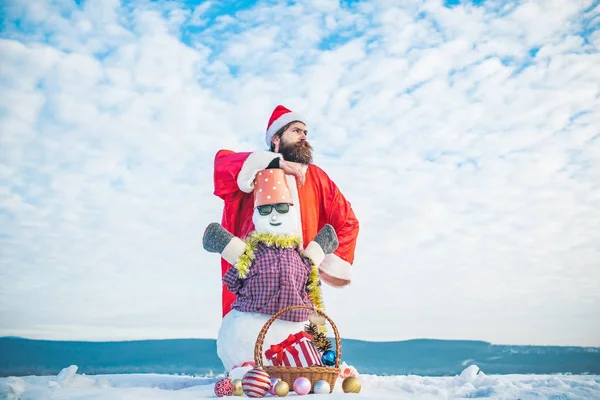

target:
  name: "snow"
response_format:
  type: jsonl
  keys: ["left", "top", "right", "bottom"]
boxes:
{"left": 1, "top": 364, "right": 599, "bottom": 400}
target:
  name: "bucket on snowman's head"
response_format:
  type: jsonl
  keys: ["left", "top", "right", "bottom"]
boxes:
{"left": 253, "top": 169, "right": 294, "bottom": 209}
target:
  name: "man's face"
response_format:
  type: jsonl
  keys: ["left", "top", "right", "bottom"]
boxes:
{"left": 274, "top": 122, "right": 313, "bottom": 164}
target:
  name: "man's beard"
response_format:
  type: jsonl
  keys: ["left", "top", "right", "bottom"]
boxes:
{"left": 279, "top": 140, "right": 313, "bottom": 165}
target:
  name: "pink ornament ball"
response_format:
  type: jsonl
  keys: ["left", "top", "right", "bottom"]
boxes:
{"left": 293, "top": 377, "right": 311, "bottom": 395}
{"left": 269, "top": 377, "right": 281, "bottom": 395}
{"left": 242, "top": 368, "right": 271, "bottom": 398}
{"left": 214, "top": 378, "right": 234, "bottom": 397}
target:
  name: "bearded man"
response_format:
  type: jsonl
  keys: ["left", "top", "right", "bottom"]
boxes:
{"left": 212, "top": 105, "right": 360, "bottom": 317}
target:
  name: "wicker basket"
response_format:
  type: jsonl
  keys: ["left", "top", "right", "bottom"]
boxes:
{"left": 253, "top": 305, "right": 341, "bottom": 394}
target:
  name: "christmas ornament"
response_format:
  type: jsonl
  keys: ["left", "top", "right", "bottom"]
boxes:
{"left": 293, "top": 377, "right": 311, "bottom": 395}
{"left": 321, "top": 350, "right": 336, "bottom": 366}
{"left": 274, "top": 380, "right": 289, "bottom": 396}
{"left": 339, "top": 361, "right": 359, "bottom": 379}
{"left": 313, "top": 380, "right": 331, "bottom": 394}
{"left": 214, "top": 378, "right": 234, "bottom": 397}
{"left": 269, "top": 378, "right": 281, "bottom": 395}
{"left": 232, "top": 379, "right": 243, "bottom": 396}
{"left": 342, "top": 376, "right": 361, "bottom": 393}
{"left": 242, "top": 368, "right": 271, "bottom": 398}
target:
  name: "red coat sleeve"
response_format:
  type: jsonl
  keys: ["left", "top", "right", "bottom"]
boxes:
{"left": 213, "top": 149, "right": 251, "bottom": 201}
{"left": 326, "top": 181, "right": 359, "bottom": 266}
{"left": 324, "top": 174, "right": 359, "bottom": 266}
{"left": 308, "top": 165, "right": 359, "bottom": 286}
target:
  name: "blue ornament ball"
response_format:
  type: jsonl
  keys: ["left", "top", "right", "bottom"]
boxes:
{"left": 321, "top": 350, "right": 336, "bottom": 366}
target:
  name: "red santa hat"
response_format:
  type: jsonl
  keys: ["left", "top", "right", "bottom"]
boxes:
{"left": 265, "top": 105, "right": 305, "bottom": 147}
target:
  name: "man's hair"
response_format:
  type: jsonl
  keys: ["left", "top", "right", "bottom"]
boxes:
{"left": 269, "top": 121, "right": 300, "bottom": 152}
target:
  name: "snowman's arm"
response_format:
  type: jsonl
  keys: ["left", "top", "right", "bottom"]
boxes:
{"left": 223, "top": 265, "right": 244, "bottom": 294}
{"left": 221, "top": 238, "right": 247, "bottom": 266}
{"left": 304, "top": 224, "right": 339, "bottom": 266}
{"left": 203, "top": 222, "right": 247, "bottom": 265}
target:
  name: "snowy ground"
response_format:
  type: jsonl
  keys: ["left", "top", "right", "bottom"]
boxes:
{"left": 1, "top": 364, "right": 599, "bottom": 400}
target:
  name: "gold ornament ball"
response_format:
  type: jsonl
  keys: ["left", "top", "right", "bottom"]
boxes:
{"left": 274, "top": 380, "right": 290, "bottom": 396}
{"left": 231, "top": 379, "right": 243, "bottom": 396}
{"left": 342, "top": 377, "right": 361, "bottom": 393}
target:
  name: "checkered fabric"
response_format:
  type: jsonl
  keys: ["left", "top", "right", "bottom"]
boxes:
{"left": 223, "top": 242, "right": 313, "bottom": 322}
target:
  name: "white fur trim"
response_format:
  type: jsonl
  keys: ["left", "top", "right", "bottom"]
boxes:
{"left": 237, "top": 151, "right": 282, "bottom": 193}
{"left": 265, "top": 111, "right": 305, "bottom": 147}
{"left": 286, "top": 174, "right": 303, "bottom": 242}
{"left": 304, "top": 241, "right": 325, "bottom": 266}
{"left": 319, "top": 253, "right": 352, "bottom": 287}
{"left": 221, "top": 237, "right": 246, "bottom": 266}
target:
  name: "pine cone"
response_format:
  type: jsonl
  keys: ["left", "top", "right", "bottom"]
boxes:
{"left": 314, "top": 332, "right": 332, "bottom": 353}
{"left": 305, "top": 322, "right": 332, "bottom": 353}
{"left": 304, "top": 322, "right": 318, "bottom": 337}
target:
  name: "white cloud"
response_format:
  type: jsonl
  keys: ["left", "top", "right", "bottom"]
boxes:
{"left": 0, "top": 0, "right": 599, "bottom": 347}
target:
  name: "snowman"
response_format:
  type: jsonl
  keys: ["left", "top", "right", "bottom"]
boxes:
{"left": 202, "top": 168, "right": 338, "bottom": 377}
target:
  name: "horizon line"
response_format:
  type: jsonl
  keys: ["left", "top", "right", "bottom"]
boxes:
{"left": 3, "top": 336, "right": 599, "bottom": 349}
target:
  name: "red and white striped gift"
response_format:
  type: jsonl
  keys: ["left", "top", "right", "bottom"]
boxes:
{"left": 265, "top": 332, "right": 323, "bottom": 367}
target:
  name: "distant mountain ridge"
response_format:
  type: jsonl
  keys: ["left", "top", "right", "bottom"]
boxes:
{"left": 1, "top": 337, "right": 599, "bottom": 378}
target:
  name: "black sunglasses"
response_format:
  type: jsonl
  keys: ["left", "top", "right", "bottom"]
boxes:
{"left": 257, "top": 203, "right": 290, "bottom": 216}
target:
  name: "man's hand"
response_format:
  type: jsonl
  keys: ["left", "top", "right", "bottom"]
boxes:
{"left": 280, "top": 159, "right": 306, "bottom": 186}
{"left": 319, "top": 270, "right": 350, "bottom": 288}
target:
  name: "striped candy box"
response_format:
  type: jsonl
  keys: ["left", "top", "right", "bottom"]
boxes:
{"left": 265, "top": 331, "right": 323, "bottom": 367}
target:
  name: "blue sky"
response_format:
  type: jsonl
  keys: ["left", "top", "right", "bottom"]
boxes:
{"left": 1, "top": 0, "right": 599, "bottom": 346}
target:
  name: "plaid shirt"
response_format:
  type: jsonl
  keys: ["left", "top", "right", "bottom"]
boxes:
{"left": 223, "top": 242, "right": 313, "bottom": 322}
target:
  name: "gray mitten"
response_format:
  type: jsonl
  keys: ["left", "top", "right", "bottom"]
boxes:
{"left": 304, "top": 224, "right": 338, "bottom": 266}
{"left": 313, "top": 224, "right": 338, "bottom": 254}
{"left": 203, "top": 223, "right": 234, "bottom": 254}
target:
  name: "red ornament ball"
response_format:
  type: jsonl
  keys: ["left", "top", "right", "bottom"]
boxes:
{"left": 242, "top": 368, "right": 271, "bottom": 398}
{"left": 214, "top": 378, "right": 234, "bottom": 397}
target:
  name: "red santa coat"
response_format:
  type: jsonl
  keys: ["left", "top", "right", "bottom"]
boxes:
{"left": 213, "top": 149, "right": 360, "bottom": 317}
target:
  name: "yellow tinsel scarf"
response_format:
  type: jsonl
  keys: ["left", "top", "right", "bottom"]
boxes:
{"left": 234, "top": 232, "right": 325, "bottom": 313}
